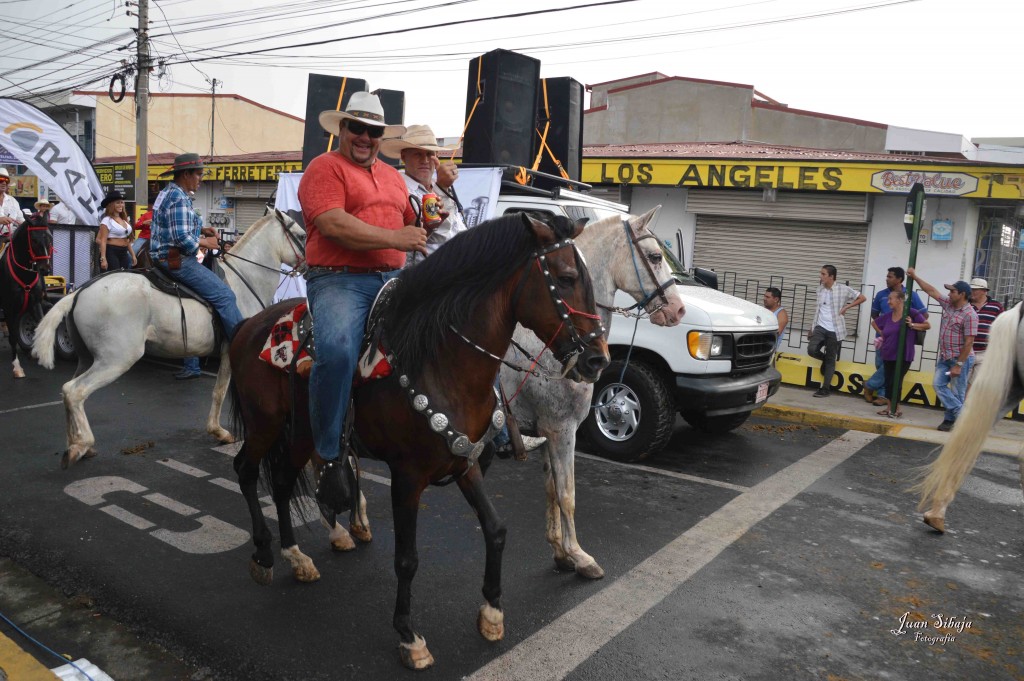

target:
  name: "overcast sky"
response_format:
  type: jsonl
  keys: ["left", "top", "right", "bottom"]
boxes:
{"left": 7, "top": 0, "right": 1021, "bottom": 148}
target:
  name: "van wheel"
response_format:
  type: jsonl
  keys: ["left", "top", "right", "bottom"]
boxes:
{"left": 54, "top": 317, "right": 77, "bottom": 362}
{"left": 580, "top": 360, "right": 675, "bottom": 462}
{"left": 15, "top": 309, "right": 40, "bottom": 352}
{"left": 681, "top": 411, "right": 750, "bottom": 434}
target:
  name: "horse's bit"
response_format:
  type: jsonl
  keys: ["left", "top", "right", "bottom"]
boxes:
{"left": 597, "top": 219, "right": 676, "bottom": 319}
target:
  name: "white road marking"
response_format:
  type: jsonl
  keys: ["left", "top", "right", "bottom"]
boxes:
{"left": 575, "top": 452, "right": 750, "bottom": 492}
{"left": 212, "top": 442, "right": 242, "bottom": 456}
{"left": 99, "top": 505, "right": 155, "bottom": 530}
{"left": 360, "top": 470, "right": 391, "bottom": 487}
{"left": 209, "top": 477, "right": 238, "bottom": 492}
{"left": 0, "top": 400, "right": 62, "bottom": 415}
{"left": 467, "top": 430, "right": 879, "bottom": 681}
{"left": 143, "top": 493, "right": 199, "bottom": 517}
{"left": 157, "top": 459, "right": 210, "bottom": 478}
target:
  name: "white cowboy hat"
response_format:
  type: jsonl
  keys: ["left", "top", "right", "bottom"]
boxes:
{"left": 34, "top": 199, "right": 53, "bottom": 210}
{"left": 0, "top": 167, "right": 9, "bottom": 179}
{"left": 318, "top": 92, "right": 405, "bottom": 138}
{"left": 379, "top": 124, "right": 457, "bottom": 159}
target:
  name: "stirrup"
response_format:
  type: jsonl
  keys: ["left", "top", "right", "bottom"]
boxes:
{"left": 315, "top": 459, "right": 352, "bottom": 514}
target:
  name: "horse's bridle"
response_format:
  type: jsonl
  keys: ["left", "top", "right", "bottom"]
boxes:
{"left": 217, "top": 211, "right": 306, "bottom": 309}
{"left": 598, "top": 219, "right": 675, "bottom": 318}
{"left": 4, "top": 222, "right": 52, "bottom": 315}
{"left": 452, "top": 237, "right": 605, "bottom": 371}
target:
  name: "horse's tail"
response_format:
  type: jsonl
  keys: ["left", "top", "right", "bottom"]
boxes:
{"left": 913, "top": 303, "right": 1022, "bottom": 510}
{"left": 31, "top": 290, "right": 77, "bottom": 370}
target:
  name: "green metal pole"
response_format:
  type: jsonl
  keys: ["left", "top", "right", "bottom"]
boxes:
{"left": 891, "top": 182, "right": 926, "bottom": 416}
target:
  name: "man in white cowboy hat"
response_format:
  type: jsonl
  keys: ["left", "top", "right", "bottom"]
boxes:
{"left": 380, "top": 125, "right": 467, "bottom": 267}
{"left": 150, "top": 152, "right": 244, "bottom": 341}
{"left": 297, "top": 91, "right": 424, "bottom": 513}
{"left": 0, "top": 167, "right": 24, "bottom": 241}
{"left": 967, "top": 276, "right": 1004, "bottom": 383}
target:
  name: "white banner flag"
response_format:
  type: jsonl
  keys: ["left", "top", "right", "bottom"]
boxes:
{"left": 0, "top": 98, "right": 103, "bottom": 225}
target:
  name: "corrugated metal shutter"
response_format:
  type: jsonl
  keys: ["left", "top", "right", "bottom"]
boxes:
{"left": 225, "top": 181, "right": 277, "bottom": 199}
{"left": 687, "top": 189, "right": 870, "bottom": 223}
{"left": 694, "top": 214, "right": 868, "bottom": 335}
{"left": 234, "top": 199, "right": 270, "bottom": 233}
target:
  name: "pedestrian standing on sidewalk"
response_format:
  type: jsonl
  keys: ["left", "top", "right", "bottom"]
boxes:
{"left": 864, "top": 267, "right": 927, "bottom": 407}
{"left": 763, "top": 286, "right": 788, "bottom": 351}
{"left": 906, "top": 268, "right": 978, "bottom": 431}
{"left": 870, "top": 289, "right": 930, "bottom": 418}
{"left": 967, "top": 277, "right": 1003, "bottom": 385}
{"left": 807, "top": 265, "right": 866, "bottom": 397}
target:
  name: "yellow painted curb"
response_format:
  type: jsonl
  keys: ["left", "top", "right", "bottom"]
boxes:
{"left": 0, "top": 630, "right": 58, "bottom": 680}
{"left": 758, "top": 404, "right": 901, "bottom": 436}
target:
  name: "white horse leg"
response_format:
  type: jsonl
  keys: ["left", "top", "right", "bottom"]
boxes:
{"left": 350, "top": 490, "right": 372, "bottom": 543}
{"left": 280, "top": 545, "right": 320, "bottom": 583}
{"left": 12, "top": 355, "right": 24, "bottom": 379}
{"left": 923, "top": 499, "right": 949, "bottom": 533}
{"left": 545, "top": 428, "right": 603, "bottom": 579}
{"left": 543, "top": 449, "right": 569, "bottom": 570}
{"left": 206, "top": 345, "right": 234, "bottom": 443}
{"left": 61, "top": 352, "right": 142, "bottom": 469}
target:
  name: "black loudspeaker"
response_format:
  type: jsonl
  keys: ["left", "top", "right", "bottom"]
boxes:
{"left": 371, "top": 88, "right": 406, "bottom": 168}
{"left": 463, "top": 50, "right": 540, "bottom": 167}
{"left": 536, "top": 77, "right": 584, "bottom": 182}
{"left": 302, "top": 74, "right": 368, "bottom": 169}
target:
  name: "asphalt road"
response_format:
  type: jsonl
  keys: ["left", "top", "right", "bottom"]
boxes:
{"left": 0, "top": 354, "right": 1021, "bottom": 681}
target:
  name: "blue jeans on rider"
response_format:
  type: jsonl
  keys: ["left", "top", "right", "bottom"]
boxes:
{"left": 306, "top": 269, "right": 400, "bottom": 463}
{"left": 865, "top": 348, "right": 886, "bottom": 398}
{"left": 183, "top": 356, "right": 200, "bottom": 373}
{"left": 934, "top": 356, "right": 973, "bottom": 423}
{"left": 162, "top": 253, "right": 244, "bottom": 341}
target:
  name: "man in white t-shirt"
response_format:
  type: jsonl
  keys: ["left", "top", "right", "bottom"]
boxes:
{"left": 0, "top": 167, "right": 24, "bottom": 241}
{"left": 807, "top": 264, "right": 866, "bottom": 397}
{"left": 48, "top": 198, "right": 79, "bottom": 225}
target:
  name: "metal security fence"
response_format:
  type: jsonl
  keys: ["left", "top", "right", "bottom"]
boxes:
{"left": 51, "top": 224, "right": 97, "bottom": 291}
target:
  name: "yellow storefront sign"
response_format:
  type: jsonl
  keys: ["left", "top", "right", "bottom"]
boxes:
{"left": 775, "top": 353, "right": 1022, "bottom": 418}
{"left": 582, "top": 159, "right": 1024, "bottom": 200}
{"left": 147, "top": 160, "right": 302, "bottom": 182}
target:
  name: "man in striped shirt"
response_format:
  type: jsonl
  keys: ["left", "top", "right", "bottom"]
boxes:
{"left": 968, "top": 277, "right": 1004, "bottom": 384}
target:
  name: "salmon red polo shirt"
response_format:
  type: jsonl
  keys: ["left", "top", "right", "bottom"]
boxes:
{"left": 298, "top": 151, "right": 416, "bottom": 269}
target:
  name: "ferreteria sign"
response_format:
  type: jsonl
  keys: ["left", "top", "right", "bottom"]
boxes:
{"left": 581, "top": 159, "right": 1024, "bottom": 200}
{"left": 146, "top": 160, "right": 302, "bottom": 182}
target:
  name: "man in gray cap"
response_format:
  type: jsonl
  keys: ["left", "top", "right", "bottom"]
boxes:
{"left": 907, "top": 268, "right": 979, "bottom": 431}
{"left": 297, "top": 92, "right": 424, "bottom": 513}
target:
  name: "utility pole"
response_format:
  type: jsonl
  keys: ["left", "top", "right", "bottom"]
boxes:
{"left": 208, "top": 77, "right": 222, "bottom": 159}
{"left": 135, "top": 0, "right": 150, "bottom": 219}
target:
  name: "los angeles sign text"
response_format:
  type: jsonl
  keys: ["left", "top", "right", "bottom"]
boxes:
{"left": 597, "top": 162, "right": 844, "bottom": 190}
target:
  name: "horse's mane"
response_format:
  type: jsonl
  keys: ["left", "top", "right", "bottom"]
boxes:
{"left": 383, "top": 212, "right": 581, "bottom": 376}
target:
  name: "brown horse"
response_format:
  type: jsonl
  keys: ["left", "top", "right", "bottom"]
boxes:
{"left": 229, "top": 212, "right": 609, "bottom": 669}
{"left": 1, "top": 215, "right": 52, "bottom": 378}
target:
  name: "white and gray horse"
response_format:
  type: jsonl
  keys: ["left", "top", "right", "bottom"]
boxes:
{"left": 32, "top": 210, "right": 305, "bottom": 469}
{"left": 500, "top": 207, "right": 685, "bottom": 578}
{"left": 915, "top": 302, "right": 1024, "bottom": 532}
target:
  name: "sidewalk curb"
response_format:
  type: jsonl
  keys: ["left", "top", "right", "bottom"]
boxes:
{"left": 758, "top": 404, "right": 901, "bottom": 436}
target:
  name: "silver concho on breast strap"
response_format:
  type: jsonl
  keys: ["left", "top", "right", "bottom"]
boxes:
{"left": 399, "top": 372, "right": 505, "bottom": 462}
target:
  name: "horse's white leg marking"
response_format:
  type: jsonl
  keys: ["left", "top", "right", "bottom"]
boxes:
{"left": 321, "top": 515, "right": 355, "bottom": 552}
{"left": 546, "top": 428, "right": 602, "bottom": 579}
{"left": 281, "top": 544, "right": 320, "bottom": 582}
{"left": 12, "top": 356, "right": 24, "bottom": 379}
{"left": 206, "top": 345, "right": 234, "bottom": 443}
{"left": 398, "top": 634, "right": 434, "bottom": 670}
{"left": 478, "top": 603, "right": 505, "bottom": 642}
{"left": 350, "top": 490, "right": 372, "bottom": 543}
{"left": 543, "top": 448, "right": 568, "bottom": 568}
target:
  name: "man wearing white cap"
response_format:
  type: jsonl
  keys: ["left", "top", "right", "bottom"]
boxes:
{"left": 380, "top": 125, "right": 467, "bottom": 267}
{"left": 968, "top": 277, "right": 1003, "bottom": 383}
{"left": 297, "top": 92, "right": 424, "bottom": 513}
{"left": 0, "top": 167, "right": 24, "bottom": 241}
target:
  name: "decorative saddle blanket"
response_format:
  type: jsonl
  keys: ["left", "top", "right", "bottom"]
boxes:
{"left": 258, "top": 279, "right": 399, "bottom": 385}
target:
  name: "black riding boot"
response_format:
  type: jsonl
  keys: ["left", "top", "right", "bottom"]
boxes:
{"left": 315, "top": 458, "right": 353, "bottom": 514}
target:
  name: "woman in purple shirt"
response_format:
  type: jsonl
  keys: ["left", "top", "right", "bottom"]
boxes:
{"left": 872, "top": 290, "right": 930, "bottom": 417}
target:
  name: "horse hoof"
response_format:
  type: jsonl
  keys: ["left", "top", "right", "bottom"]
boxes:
{"left": 83, "top": 448, "right": 99, "bottom": 460}
{"left": 398, "top": 635, "right": 434, "bottom": 670}
{"left": 923, "top": 515, "right": 945, "bottom": 534}
{"left": 554, "top": 556, "right": 576, "bottom": 572}
{"left": 249, "top": 559, "right": 273, "bottom": 585}
{"left": 293, "top": 564, "right": 321, "bottom": 583}
{"left": 478, "top": 603, "right": 505, "bottom": 642}
{"left": 349, "top": 523, "right": 373, "bottom": 543}
{"left": 330, "top": 533, "right": 355, "bottom": 552}
{"left": 575, "top": 561, "right": 605, "bottom": 580}
{"left": 13, "top": 368, "right": 25, "bottom": 379}
{"left": 217, "top": 432, "right": 236, "bottom": 445}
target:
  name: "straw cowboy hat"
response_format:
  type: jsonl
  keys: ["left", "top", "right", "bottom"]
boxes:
{"left": 34, "top": 199, "right": 53, "bottom": 210}
{"left": 318, "top": 92, "right": 406, "bottom": 138}
{"left": 158, "top": 152, "right": 206, "bottom": 177}
{"left": 380, "top": 124, "right": 457, "bottom": 159}
{"left": 0, "top": 167, "right": 9, "bottom": 179}
{"left": 969, "top": 277, "right": 989, "bottom": 290}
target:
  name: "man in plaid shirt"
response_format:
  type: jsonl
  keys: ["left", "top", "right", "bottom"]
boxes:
{"left": 807, "top": 264, "right": 866, "bottom": 397}
{"left": 906, "top": 268, "right": 978, "bottom": 431}
{"left": 150, "top": 153, "right": 243, "bottom": 341}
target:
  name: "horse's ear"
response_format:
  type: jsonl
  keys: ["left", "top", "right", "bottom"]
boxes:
{"left": 572, "top": 218, "right": 589, "bottom": 238}
{"left": 629, "top": 205, "right": 660, "bottom": 233}
{"left": 522, "top": 213, "right": 555, "bottom": 244}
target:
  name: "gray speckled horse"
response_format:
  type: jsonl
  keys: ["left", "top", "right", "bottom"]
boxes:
{"left": 500, "top": 207, "right": 685, "bottom": 578}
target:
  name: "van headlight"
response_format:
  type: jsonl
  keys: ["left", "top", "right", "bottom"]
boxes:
{"left": 687, "top": 331, "right": 728, "bottom": 360}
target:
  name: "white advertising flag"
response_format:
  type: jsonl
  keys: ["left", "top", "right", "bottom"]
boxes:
{"left": 0, "top": 98, "right": 103, "bottom": 225}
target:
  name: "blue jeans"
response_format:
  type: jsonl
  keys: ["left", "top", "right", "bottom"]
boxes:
{"left": 183, "top": 356, "right": 200, "bottom": 373}
{"left": 934, "top": 356, "right": 974, "bottom": 422}
{"left": 865, "top": 349, "right": 886, "bottom": 397}
{"left": 306, "top": 269, "right": 399, "bottom": 462}
{"left": 162, "top": 254, "right": 244, "bottom": 341}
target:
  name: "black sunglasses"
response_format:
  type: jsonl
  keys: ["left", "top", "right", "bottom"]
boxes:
{"left": 345, "top": 120, "right": 385, "bottom": 138}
